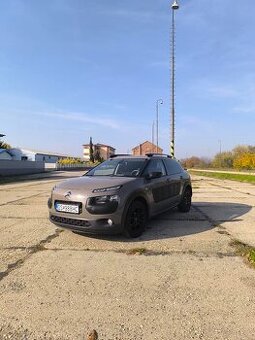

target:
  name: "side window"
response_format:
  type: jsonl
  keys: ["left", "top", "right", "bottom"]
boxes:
{"left": 164, "top": 159, "right": 182, "bottom": 175}
{"left": 144, "top": 159, "right": 166, "bottom": 176}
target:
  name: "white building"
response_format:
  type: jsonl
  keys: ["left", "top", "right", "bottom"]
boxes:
{"left": 9, "top": 148, "right": 78, "bottom": 163}
{"left": 82, "top": 143, "right": 115, "bottom": 161}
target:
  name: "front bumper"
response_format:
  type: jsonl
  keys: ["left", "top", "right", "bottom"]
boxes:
{"left": 49, "top": 213, "right": 123, "bottom": 235}
{"left": 48, "top": 189, "right": 125, "bottom": 235}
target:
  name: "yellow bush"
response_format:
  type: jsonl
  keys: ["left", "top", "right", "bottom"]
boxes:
{"left": 58, "top": 158, "right": 84, "bottom": 165}
{"left": 233, "top": 153, "right": 255, "bottom": 170}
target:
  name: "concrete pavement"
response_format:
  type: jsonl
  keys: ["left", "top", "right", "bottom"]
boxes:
{"left": 0, "top": 172, "right": 255, "bottom": 339}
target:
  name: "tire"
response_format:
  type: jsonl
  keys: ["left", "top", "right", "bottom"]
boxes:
{"left": 124, "top": 200, "right": 147, "bottom": 238}
{"left": 178, "top": 187, "right": 192, "bottom": 213}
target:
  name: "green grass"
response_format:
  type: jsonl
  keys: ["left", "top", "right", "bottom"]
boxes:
{"left": 189, "top": 170, "right": 255, "bottom": 184}
{"left": 230, "top": 240, "right": 255, "bottom": 268}
{"left": 249, "top": 250, "right": 255, "bottom": 265}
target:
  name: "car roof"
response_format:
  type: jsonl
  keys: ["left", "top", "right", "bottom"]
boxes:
{"left": 110, "top": 153, "right": 172, "bottom": 160}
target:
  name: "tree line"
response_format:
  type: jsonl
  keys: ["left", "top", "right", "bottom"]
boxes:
{"left": 181, "top": 145, "right": 255, "bottom": 170}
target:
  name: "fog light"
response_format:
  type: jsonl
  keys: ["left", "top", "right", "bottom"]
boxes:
{"left": 107, "top": 219, "right": 113, "bottom": 226}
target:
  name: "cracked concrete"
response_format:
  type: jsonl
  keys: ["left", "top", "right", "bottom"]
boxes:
{"left": 0, "top": 171, "right": 255, "bottom": 339}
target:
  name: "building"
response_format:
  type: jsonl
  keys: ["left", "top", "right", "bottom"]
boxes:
{"left": 83, "top": 143, "right": 115, "bottom": 161}
{"left": 132, "top": 141, "right": 163, "bottom": 156}
{"left": 0, "top": 149, "right": 12, "bottom": 160}
{"left": 9, "top": 148, "right": 78, "bottom": 163}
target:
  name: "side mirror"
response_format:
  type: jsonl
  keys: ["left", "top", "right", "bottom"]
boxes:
{"left": 145, "top": 171, "right": 162, "bottom": 180}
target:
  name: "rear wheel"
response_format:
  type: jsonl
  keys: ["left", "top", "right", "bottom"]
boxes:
{"left": 124, "top": 200, "right": 147, "bottom": 238}
{"left": 178, "top": 187, "right": 192, "bottom": 213}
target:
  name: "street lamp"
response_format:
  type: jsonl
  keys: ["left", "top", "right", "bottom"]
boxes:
{"left": 0, "top": 134, "right": 5, "bottom": 138}
{"left": 156, "top": 99, "right": 163, "bottom": 153}
{"left": 170, "top": 0, "right": 179, "bottom": 157}
{"left": 151, "top": 120, "right": 155, "bottom": 152}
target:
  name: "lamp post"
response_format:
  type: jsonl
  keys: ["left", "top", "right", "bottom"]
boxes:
{"left": 170, "top": 0, "right": 179, "bottom": 157}
{"left": 152, "top": 121, "right": 155, "bottom": 145}
{"left": 156, "top": 99, "right": 163, "bottom": 153}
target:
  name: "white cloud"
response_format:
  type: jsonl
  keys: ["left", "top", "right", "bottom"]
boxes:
{"left": 206, "top": 86, "right": 239, "bottom": 98}
{"left": 233, "top": 106, "right": 255, "bottom": 114}
{"left": 101, "top": 8, "right": 154, "bottom": 22}
{"left": 33, "top": 111, "right": 120, "bottom": 129}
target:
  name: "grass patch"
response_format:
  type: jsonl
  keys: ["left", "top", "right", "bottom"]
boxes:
{"left": 190, "top": 170, "right": 255, "bottom": 184}
{"left": 230, "top": 239, "right": 255, "bottom": 268}
{"left": 126, "top": 248, "right": 148, "bottom": 255}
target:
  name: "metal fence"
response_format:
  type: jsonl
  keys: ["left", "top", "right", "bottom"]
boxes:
{"left": 55, "top": 163, "right": 91, "bottom": 171}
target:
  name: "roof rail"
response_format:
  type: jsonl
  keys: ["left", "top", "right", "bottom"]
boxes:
{"left": 110, "top": 154, "right": 132, "bottom": 158}
{"left": 145, "top": 153, "right": 172, "bottom": 158}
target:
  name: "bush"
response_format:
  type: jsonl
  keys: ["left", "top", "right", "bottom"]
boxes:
{"left": 233, "top": 153, "right": 255, "bottom": 170}
{"left": 58, "top": 158, "right": 84, "bottom": 165}
{"left": 0, "top": 141, "right": 11, "bottom": 149}
{"left": 86, "top": 160, "right": 101, "bottom": 167}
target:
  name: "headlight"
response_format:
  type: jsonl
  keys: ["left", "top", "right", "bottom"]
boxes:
{"left": 86, "top": 195, "right": 120, "bottom": 214}
{"left": 92, "top": 185, "right": 122, "bottom": 193}
{"left": 92, "top": 194, "right": 120, "bottom": 205}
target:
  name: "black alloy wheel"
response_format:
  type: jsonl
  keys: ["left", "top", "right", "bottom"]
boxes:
{"left": 178, "top": 187, "right": 192, "bottom": 213}
{"left": 124, "top": 200, "right": 147, "bottom": 238}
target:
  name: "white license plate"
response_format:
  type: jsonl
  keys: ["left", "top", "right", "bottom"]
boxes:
{"left": 55, "top": 202, "right": 80, "bottom": 214}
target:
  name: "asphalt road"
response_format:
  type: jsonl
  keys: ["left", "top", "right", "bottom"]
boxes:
{"left": 0, "top": 172, "right": 255, "bottom": 340}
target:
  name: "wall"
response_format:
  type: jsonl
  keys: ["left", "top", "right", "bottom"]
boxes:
{"left": 35, "top": 154, "right": 59, "bottom": 163}
{"left": 0, "top": 160, "right": 45, "bottom": 176}
{"left": 132, "top": 142, "right": 162, "bottom": 156}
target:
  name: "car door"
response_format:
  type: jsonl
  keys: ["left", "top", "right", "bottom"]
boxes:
{"left": 163, "top": 158, "right": 183, "bottom": 206}
{"left": 143, "top": 159, "right": 170, "bottom": 214}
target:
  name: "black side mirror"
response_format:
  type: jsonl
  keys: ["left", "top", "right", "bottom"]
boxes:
{"left": 145, "top": 171, "right": 162, "bottom": 180}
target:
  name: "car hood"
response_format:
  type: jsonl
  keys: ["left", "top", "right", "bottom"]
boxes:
{"left": 54, "top": 176, "right": 137, "bottom": 193}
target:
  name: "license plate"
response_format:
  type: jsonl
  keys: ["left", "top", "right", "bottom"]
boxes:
{"left": 55, "top": 202, "right": 80, "bottom": 214}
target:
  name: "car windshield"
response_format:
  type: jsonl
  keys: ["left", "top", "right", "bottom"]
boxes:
{"left": 86, "top": 158, "right": 147, "bottom": 177}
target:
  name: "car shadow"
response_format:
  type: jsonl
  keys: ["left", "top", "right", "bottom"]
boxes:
{"left": 77, "top": 202, "right": 252, "bottom": 242}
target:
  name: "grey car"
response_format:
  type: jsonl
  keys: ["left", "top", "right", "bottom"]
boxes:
{"left": 48, "top": 154, "right": 192, "bottom": 238}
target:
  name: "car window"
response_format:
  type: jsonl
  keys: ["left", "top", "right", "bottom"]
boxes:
{"left": 86, "top": 158, "right": 146, "bottom": 177}
{"left": 93, "top": 160, "right": 118, "bottom": 176}
{"left": 164, "top": 158, "right": 182, "bottom": 175}
{"left": 143, "top": 159, "right": 166, "bottom": 176}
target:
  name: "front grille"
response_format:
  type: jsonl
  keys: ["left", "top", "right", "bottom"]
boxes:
{"left": 50, "top": 215, "right": 91, "bottom": 228}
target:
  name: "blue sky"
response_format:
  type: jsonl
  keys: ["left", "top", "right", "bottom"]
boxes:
{"left": 0, "top": 0, "right": 255, "bottom": 159}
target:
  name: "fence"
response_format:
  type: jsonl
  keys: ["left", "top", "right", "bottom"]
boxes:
{"left": 55, "top": 163, "right": 91, "bottom": 171}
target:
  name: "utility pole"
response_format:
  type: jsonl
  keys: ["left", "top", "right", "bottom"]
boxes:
{"left": 170, "top": 1, "right": 179, "bottom": 157}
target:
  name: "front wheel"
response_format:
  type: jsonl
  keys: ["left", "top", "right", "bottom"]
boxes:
{"left": 124, "top": 200, "right": 147, "bottom": 238}
{"left": 178, "top": 187, "right": 192, "bottom": 213}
